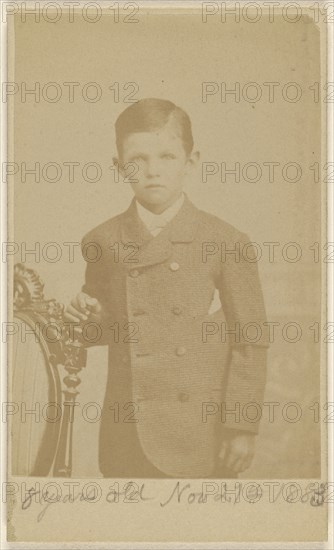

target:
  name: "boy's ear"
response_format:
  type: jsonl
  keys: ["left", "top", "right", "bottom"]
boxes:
{"left": 191, "top": 150, "right": 200, "bottom": 164}
{"left": 113, "top": 156, "right": 125, "bottom": 177}
{"left": 186, "top": 150, "right": 200, "bottom": 169}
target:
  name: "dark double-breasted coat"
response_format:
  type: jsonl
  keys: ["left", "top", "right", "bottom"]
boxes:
{"left": 81, "top": 195, "right": 269, "bottom": 477}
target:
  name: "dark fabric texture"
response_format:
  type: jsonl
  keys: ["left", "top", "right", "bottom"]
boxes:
{"left": 81, "top": 195, "right": 269, "bottom": 477}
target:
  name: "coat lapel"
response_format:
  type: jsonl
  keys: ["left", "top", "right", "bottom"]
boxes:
{"left": 120, "top": 198, "right": 152, "bottom": 246}
{"left": 168, "top": 194, "right": 199, "bottom": 243}
{"left": 120, "top": 194, "right": 199, "bottom": 269}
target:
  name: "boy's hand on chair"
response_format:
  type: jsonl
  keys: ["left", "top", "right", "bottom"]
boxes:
{"left": 218, "top": 432, "right": 256, "bottom": 473}
{"left": 64, "top": 292, "right": 102, "bottom": 326}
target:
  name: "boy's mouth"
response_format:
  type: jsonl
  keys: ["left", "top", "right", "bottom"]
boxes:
{"left": 145, "top": 183, "right": 165, "bottom": 189}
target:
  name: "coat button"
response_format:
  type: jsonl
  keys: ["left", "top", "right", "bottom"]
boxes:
{"left": 178, "top": 392, "right": 189, "bottom": 403}
{"left": 169, "top": 262, "right": 180, "bottom": 272}
{"left": 130, "top": 269, "right": 140, "bottom": 278}
{"left": 176, "top": 346, "right": 186, "bottom": 357}
{"left": 172, "top": 306, "right": 182, "bottom": 315}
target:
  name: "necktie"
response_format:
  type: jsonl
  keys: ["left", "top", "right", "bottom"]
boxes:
{"left": 148, "top": 218, "right": 168, "bottom": 236}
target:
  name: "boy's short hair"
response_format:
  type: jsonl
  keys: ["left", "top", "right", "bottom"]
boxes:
{"left": 115, "top": 98, "right": 194, "bottom": 157}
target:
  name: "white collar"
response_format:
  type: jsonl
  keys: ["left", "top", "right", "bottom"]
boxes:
{"left": 136, "top": 193, "right": 185, "bottom": 233}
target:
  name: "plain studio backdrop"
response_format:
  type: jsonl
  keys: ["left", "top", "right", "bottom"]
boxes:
{"left": 11, "top": 8, "right": 322, "bottom": 478}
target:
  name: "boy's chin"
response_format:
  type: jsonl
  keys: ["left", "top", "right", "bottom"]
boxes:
{"left": 139, "top": 190, "right": 172, "bottom": 205}
{"left": 137, "top": 193, "right": 178, "bottom": 213}
{"left": 142, "top": 199, "right": 169, "bottom": 212}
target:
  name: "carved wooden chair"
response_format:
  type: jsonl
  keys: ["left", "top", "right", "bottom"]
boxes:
{"left": 11, "top": 263, "right": 87, "bottom": 477}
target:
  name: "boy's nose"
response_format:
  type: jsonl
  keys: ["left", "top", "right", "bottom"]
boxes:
{"left": 146, "top": 159, "right": 160, "bottom": 177}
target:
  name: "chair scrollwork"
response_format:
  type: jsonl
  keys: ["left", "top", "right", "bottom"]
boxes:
{"left": 12, "top": 263, "right": 87, "bottom": 477}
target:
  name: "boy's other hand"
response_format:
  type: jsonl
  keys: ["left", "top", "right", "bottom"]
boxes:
{"left": 218, "top": 432, "right": 256, "bottom": 473}
{"left": 64, "top": 292, "right": 102, "bottom": 324}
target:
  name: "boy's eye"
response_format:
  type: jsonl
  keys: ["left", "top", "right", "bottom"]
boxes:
{"left": 161, "top": 153, "right": 176, "bottom": 160}
{"left": 131, "top": 155, "right": 145, "bottom": 162}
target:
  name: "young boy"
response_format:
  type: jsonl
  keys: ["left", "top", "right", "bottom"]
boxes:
{"left": 65, "top": 98, "right": 268, "bottom": 478}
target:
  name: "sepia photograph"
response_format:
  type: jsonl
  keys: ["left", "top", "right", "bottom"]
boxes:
{"left": 2, "top": 0, "right": 332, "bottom": 546}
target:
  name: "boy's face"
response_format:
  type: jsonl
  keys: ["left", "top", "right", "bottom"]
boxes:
{"left": 116, "top": 122, "right": 198, "bottom": 213}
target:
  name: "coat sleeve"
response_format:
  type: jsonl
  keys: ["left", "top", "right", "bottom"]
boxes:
{"left": 80, "top": 232, "right": 111, "bottom": 346}
{"left": 216, "top": 231, "right": 269, "bottom": 434}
